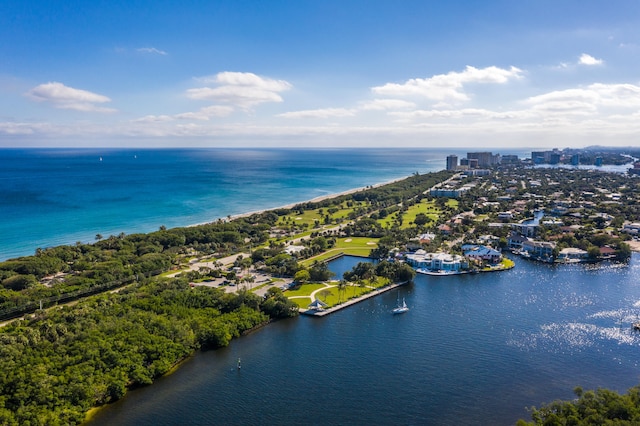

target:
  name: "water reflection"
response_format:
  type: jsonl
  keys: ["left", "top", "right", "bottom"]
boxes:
{"left": 90, "top": 254, "right": 640, "bottom": 426}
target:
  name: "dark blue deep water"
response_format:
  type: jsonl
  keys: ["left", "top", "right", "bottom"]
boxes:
{"left": 0, "top": 148, "right": 494, "bottom": 261}
{"left": 89, "top": 255, "right": 640, "bottom": 426}
{"left": 3, "top": 147, "right": 638, "bottom": 424}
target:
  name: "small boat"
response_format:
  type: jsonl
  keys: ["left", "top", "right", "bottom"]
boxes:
{"left": 392, "top": 296, "right": 409, "bottom": 315}
{"left": 237, "top": 357, "right": 241, "bottom": 369}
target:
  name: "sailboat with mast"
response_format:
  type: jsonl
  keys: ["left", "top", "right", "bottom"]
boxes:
{"left": 392, "top": 293, "right": 409, "bottom": 314}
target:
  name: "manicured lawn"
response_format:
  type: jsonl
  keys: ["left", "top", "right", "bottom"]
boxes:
{"left": 300, "top": 237, "right": 378, "bottom": 266}
{"left": 276, "top": 201, "right": 368, "bottom": 228}
{"left": 402, "top": 200, "right": 441, "bottom": 228}
{"left": 329, "top": 206, "right": 356, "bottom": 220}
{"left": 446, "top": 199, "right": 459, "bottom": 208}
{"left": 333, "top": 236, "right": 377, "bottom": 249}
{"left": 287, "top": 277, "right": 390, "bottom": 309}
{"left": 501, "top": 258, "right": 515, "bottom": 268}
{"left": 378, "top": 211, "right": 400, "bottom": 229}
{"left": 290, "top": 286, "right": 341, "bottom": 308}
{"left": 285, "top": 283, "right": 327, "bottom": 297}
{"left": 378, "top": 200, "right": 442, "bottom": 230}
{"left": 480, "top": 257, "right": 515, "bottom": 271}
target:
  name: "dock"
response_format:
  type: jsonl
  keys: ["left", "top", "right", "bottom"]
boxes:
{"left": 301, "top": 281, "right": 408, "bottom": 317}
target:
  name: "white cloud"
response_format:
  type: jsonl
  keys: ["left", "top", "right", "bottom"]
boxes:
{"left": 26, "top": 82, "right": 116, "bottom": 113}
{"left": 0, "top": 122, "right": 36, "bottom": 135}
{"left": 10, "top": 62, "right": 640, "bottom": 149}
{"left": 132, "top": 115, "right": 174, "bottom": 123}
{"left": 524, "top": 83, "right": 640, "bottom": 110}
{"left": 371, "top": 65, "right": 522, "bottom": 102}
{"left": 133, "top": 105, "right": 235, "bottom": 123}
{"left": 136, "top": 47, "right": 168, "bottom": 55}
{"left": 175, "top": 105, "right": 234, "bottom": 120}
{"left": 579, "top": 53, "right": 603, "bottom": 66}
{"left": 359, "top": 99, "right": 417, "bottom": 111}
{"left": 213, "top": 71, "right": 291, "bottom": 92}
{"left": 529, "top": 101, "right": 597, "bottom": 116}
{"left": 187, "top": 72, "right": 292, "bottom": 109}
{"left": 388, "top": 108, "right": 528, "bottom": 123}
{"left": 278, "top": 108, "right": 356, "bottom": 119}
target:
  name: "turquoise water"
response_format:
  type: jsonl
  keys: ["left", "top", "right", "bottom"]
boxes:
{"left": 89, "top": 255, "right": 640, "bottom": 426}
{"left": 4, "top": 148, "right": 638, "bottom": 424}
{"left": 0, "top": 148, "right": 467, "bottom": 261}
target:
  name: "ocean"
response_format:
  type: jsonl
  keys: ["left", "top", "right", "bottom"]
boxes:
{"left": 3, "top": 147, "right": 639, "bottom": 425}
{"left": 0, "top": 147, "right": 528, "bottom": 261}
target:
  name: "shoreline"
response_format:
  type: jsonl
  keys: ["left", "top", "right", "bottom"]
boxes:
{"left": 301, "top": 280, "right": 410, "bottom": 317}
{"left": 627, "top": 240, "right": 640, "bottom": 252}
{"left": 188, "top": 176, "right": 409, "bottom": 227}
{"left": 0, "top": 175, "right": 412, "bottom": 262}
{"left": 4, "top": 167, "right": 640, "bottom": 262}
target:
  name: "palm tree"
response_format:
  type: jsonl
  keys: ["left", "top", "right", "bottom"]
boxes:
{"left": 358, "top": 279, "right": 367, "bottom": 295}
{"left": 349, "top": 275, "right": 359, "bottom": 297}
{"left": 338, "top": 279, "right": 347, "bottom": 302}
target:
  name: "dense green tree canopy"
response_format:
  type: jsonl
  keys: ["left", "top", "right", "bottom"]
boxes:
{"left": 517, "top": 386, "right": 640, "bottom": 425}
{"left": 0, "top": 278, "right": 296, "bottom": 425}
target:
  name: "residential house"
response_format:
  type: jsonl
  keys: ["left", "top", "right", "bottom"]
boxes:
{"left": 498, "top": 211, "right": 514, "bottom": 220}
{"left": 438, "top": 224, "right": 452, "bottom": 235}
{"left": 599, "top": 246, "right": 617, "bottom": 259}
{"left": 461, "top": 244, "right": 503, "bottom": 264}
{"left": 406, "top": 233, "right": 436, "bottom": 250}
{"left": 508, "top": 231, "right": 529, "bottom": 250}
{"left": 556, "top": 247, "right": 588, "bottom": 262}
{"left": 521, "top": 240, "right": 556, "bottom": 260}
{"left": 511, "top": 222, "right": 538, "bottom": 237}
{"left": 405, "top": 250, "right": 468, "bottom": 272}
{"left": 622, "top": 223, "right": 640, "bottom": 235}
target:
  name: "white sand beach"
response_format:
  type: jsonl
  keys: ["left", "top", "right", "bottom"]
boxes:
{"left": 189, "top": 176, "right": 408, "bottom": 227}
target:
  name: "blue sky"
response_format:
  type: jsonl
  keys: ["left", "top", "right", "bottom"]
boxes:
{"left": 1, "top": 0, "right": 640, "bottom": 148}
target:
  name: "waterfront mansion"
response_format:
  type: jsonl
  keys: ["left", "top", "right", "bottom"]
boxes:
{"left": 405, "top": 250, "right": 469, "bottom": 272}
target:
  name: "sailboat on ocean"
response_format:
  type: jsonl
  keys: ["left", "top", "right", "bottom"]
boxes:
{"left": 392, "top": 293, "right": 409, "bottom": 314}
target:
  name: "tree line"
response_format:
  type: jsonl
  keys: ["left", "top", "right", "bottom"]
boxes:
{"left": 1, "top": 171, "right": 453, "bottom": 319}
{"left": 0, "top": 277, "right": 298, "bottom": 425}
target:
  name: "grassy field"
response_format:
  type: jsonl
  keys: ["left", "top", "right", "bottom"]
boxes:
{"left": 378, "top": 199, "right": 442, "bottom": 229}
{"left": 402, "top": 200, "right": 441, "bottom": 227}
{"left": 286, "top": 277, "right": 391, "bottom": 309}
{"left": 300, "top": 237, "right": 378, "bottom": 266}
{"left": 276, "top": 201, "right": 368, "bottom": 228}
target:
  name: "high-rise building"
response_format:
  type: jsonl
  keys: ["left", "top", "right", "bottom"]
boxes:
{"left": 446, "top": 155, "right": 458, "bottom": 171}
{"left": 532, "top": 149, "right": 561, "bottom": 164}
{"left": 467, "top": 152, "right": 493, "bottom": 168}
{"left": 571, "top": 154, "right": 580, "bottom": 166}
{"left": 501, "top": 155, "right": 519, "bottom": 165}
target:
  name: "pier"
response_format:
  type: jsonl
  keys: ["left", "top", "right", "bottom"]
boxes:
{"left": 301, "top": 281, "right": 408, "bottom": 317}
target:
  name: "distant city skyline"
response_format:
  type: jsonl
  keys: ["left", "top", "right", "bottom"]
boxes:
{"left": 2, "top": 1, "right": 640, "bottom": 148}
